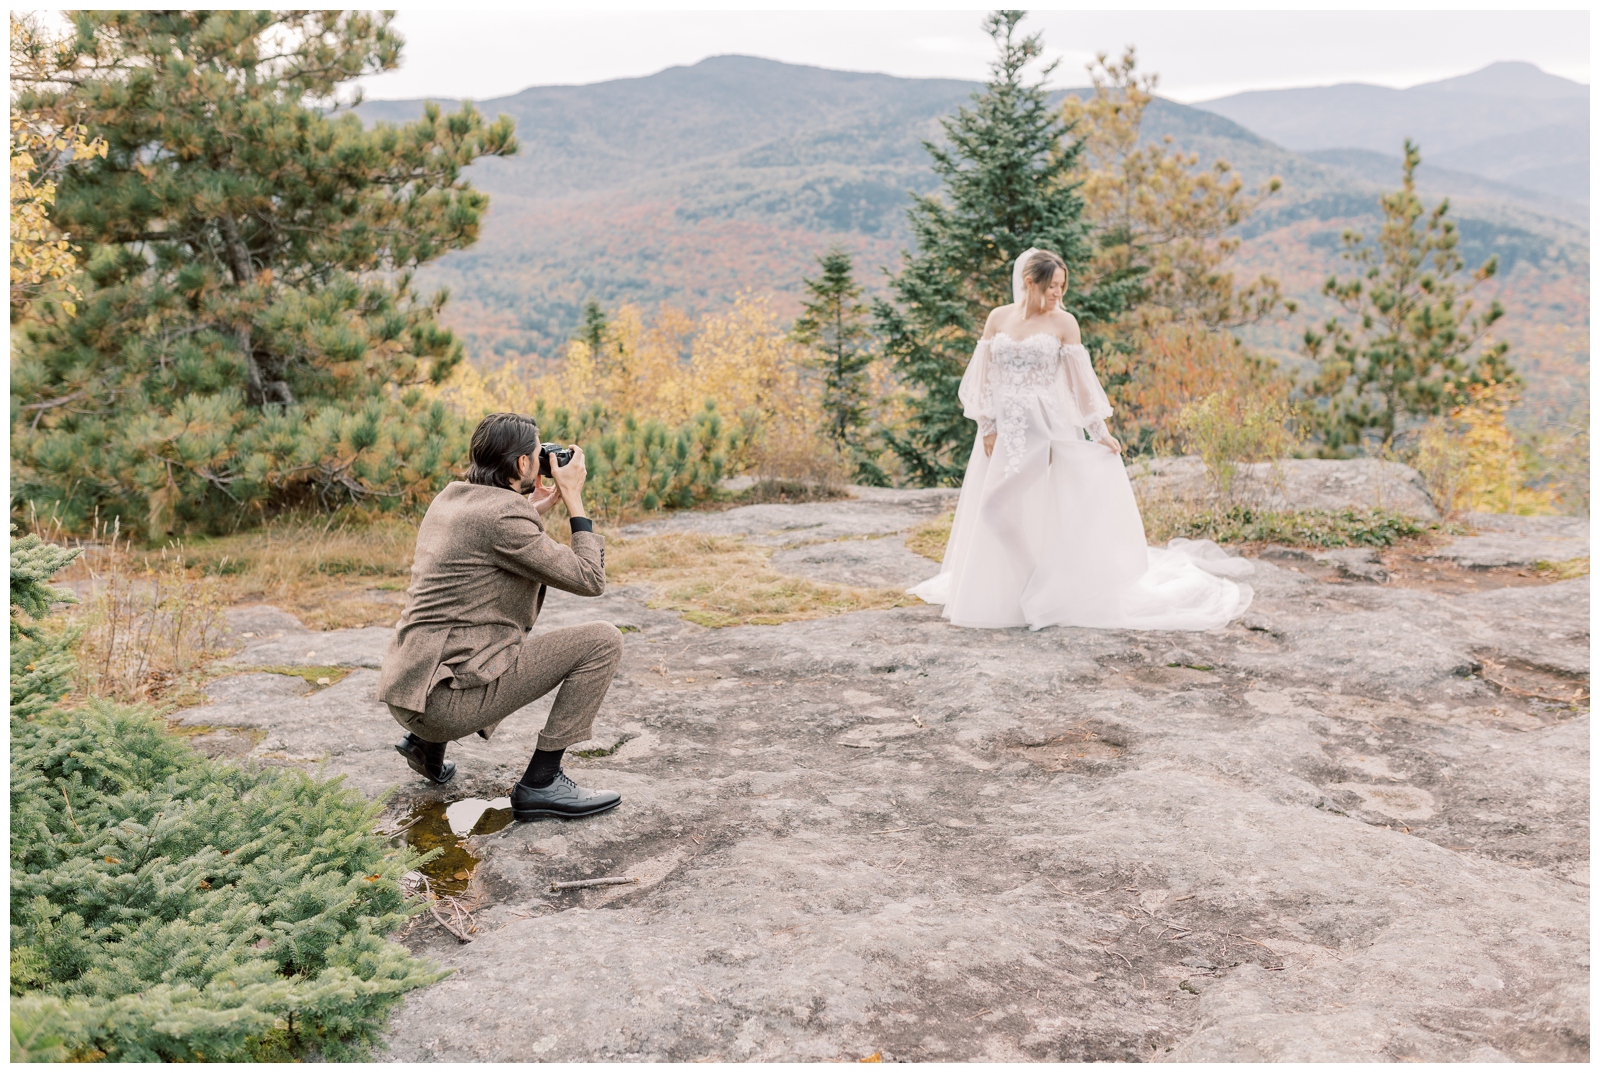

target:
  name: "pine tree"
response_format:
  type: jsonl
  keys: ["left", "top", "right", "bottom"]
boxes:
{"left": 1305, "top": 141, "right": 1514, "bottom": 455}
{"left": 580, "top": 300, "right": 610, "bottom": 357}
{"left": 876, "top": 10, "right": 1140, "bottom": 486}
{"left": 1061, "top": 48, "right": 1291, "bottom": 333}
{"left": 792, "top": 248, "right": 882, "bottom": 483}
{"left": 9, "top": 12, "right": 516, "bottom": 536}
{"left": 9, "top": 527, "right": 81, "bottom": 719}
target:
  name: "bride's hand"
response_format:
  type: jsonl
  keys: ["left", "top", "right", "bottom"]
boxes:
{"left": 1099, "top": 435, "right": 1123, "bottom": 455}
{"left": 983, "top": 433, "right": 996, "bottom": 457}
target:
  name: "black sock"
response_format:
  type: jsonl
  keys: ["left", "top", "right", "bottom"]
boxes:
{"left": 521, "top": 748, "right": 564, "bottom": 789}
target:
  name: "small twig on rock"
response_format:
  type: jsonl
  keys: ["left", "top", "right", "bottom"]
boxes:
{"left": 551, "top": 876, "right": 639, "bottom": 891}
{"left": 1228, "top": 933, "right": 1284, "bottom": 956}
{"left": 964, "top": 1008, "right": 993, "bottom": 1021}
{"left": 1094, "top": 944, "right": 1133, "bottom": 969}
{"left": 1480, "top": 659, "right": 1589, "bottom": 705}
{"left": 430, "top": 899, "right": 473, "bottom": 942}
{"left": 380, "top": 814, "right": 424, "bottom": 838}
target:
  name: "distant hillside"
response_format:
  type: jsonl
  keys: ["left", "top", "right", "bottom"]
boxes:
{"left": 1196, "top": 62, "right": 1589, "bottom": 204}
{"left": 1299, "top": 148, "right": 1585, "bottom": 226}
{"left": 358, "top": 55, "right": 1588, "bottom": 424}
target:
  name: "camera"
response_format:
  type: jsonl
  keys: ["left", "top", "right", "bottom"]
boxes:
{"left": 537, "top": 441, "right": 576, "bottom": 478}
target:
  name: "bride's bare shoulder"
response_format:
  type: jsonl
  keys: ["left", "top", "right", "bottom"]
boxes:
{"left": 982, "top": 304, "right": 1017, "bottom": 337}
{"left": 1052, "top": 310, "right": 1082, "bottom": 345}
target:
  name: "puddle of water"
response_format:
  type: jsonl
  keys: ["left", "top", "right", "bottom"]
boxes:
{"left": 397, "top": 797, "right": 514, "bottom": 896}
{"left": 446, "top": 797, "right": 513, "bottom": 836}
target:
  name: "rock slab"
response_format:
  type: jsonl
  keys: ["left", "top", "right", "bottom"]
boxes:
{"left": 1131, "top": 457, "right": 1441, "bottom": 520}
{"left": 172, "top": 499, "right": 1588, "bottom": 1062}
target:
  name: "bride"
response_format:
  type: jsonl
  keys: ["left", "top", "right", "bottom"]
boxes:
{"left": 909, "top": 248, "right": 1253, "bottom": 631}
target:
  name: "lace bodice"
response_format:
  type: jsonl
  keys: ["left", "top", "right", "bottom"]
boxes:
{"left": 958, "top": 331, "right": 1114, "bottom": 477}
{"left": 988, "top": 332, "right": 1062, "bottom": 394}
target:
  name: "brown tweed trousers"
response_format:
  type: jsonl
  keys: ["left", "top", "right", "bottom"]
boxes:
{"left": 378, "top": 481, "right": 623, "bottom": 751}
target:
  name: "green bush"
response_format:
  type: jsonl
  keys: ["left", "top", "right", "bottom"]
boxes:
{"left": 534, "top": 399, "right": 749, "bottom": 523}
{"left": 9, "top": 531, "right": 81, "bottom": 721}
{"left": 9, "top": 533, "right": 443, "bottom": 1061}
{"left": 1176, "top": 387, "right": 1300, "bottom": 501}
{"left": 1145, "top": 505, "right": 1437, "bottom": 548}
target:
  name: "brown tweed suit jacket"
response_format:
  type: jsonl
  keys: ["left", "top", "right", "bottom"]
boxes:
{"left": 378, "top": 481, "right": 606, "bottom": 713}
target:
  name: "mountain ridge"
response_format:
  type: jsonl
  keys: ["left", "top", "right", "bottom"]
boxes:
{"left": 355, "top": 55, "right": 1587, "bottom": 423}
{"left": 1195, "top": 61, "right": 1588, "bottom": 203}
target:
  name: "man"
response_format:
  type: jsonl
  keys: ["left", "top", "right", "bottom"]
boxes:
{"left": 378, "top": 412, "right": 624, "bottom": 821}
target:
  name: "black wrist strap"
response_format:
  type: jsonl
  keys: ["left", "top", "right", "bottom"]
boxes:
{"left": 569, "top": 517, "right": 594, "bottom": 534}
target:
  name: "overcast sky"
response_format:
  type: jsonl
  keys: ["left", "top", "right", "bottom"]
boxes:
{"left": 354, "top": 7, "right": 1590, "bottom": 104}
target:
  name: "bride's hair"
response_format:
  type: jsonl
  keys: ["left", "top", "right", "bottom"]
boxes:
{"left": 1023, "top": 249, "right": 1067, "bottom": 289}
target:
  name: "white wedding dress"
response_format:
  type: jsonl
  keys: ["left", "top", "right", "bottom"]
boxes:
{"left": 908, "top": 327, "right": 1253, "bottom": 632}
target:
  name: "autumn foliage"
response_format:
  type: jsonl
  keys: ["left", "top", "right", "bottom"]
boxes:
{"left": 1061, "top": 48, "right": 1291, "bottom": 336}
{"left": 430, "top": 294, "right": 842, "bottom": 518}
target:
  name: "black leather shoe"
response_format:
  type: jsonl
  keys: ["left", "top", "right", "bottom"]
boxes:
{"left": 511, "top": 770, "right": 621, "bottom": 820}
{"left": 395, "top": 733, "right": 456, "bottom": 785}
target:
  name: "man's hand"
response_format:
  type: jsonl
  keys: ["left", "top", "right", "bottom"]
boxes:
{"left": 552, "top": 444, "right": 589, "bottom": 520}
{"left": 526, "top": 473, "right": 562, "bottom": 517}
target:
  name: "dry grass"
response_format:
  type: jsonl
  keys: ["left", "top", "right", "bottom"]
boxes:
{"left": 57, "top": 537, "right": 231, "bottom": 706}
{"left": 606, "top": 532, "right": 918, "bottom": 627}
{"left": 40, "top": 508, "right": 921, "bottom": 672}
{"left": 1533, "top": 557, "right": 1590, "bottom": 581}
{"left": 905, "top": 513, "right": 953, "bottom": 563}
{"left": 164, "top": 516, "right": 418, "bottom": 629}
{"left": 238, "top": 665, "right": 355, "bottom": 688}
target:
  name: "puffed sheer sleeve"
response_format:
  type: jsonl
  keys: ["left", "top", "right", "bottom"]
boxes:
{"left": 958, "top": 336, "right": 997, "bottom": 438}
{"left": 1059, "top": 343, "right": 1113, "bottom": 440}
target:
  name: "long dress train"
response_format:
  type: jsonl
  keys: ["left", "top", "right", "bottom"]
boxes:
{"left": 909, "top": 331, "right": 1253, "bottom": 631}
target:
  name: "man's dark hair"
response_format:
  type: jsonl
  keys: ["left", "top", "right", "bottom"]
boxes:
{"left": 467, "top": 412, "right": 542, "bottom": 489}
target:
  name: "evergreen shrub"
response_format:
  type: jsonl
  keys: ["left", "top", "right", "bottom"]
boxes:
{"left": 533, "top": 399, "right": 748, "bottom": 523}
{"left": 9, "top": 533, "right": 443, "bottom": 1061}
{"left": 1142, "top": 505, "right": 1437, "bottom": 549}
{"left": 10, "top": 530, "right": 81, "bottom": 720}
